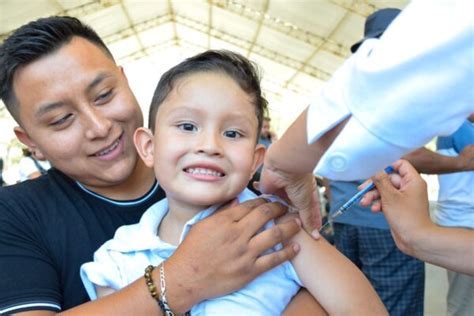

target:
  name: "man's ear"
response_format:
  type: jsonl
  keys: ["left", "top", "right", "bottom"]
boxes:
{"left": 14, "top": 126, "right": 46, "bottom": 160}
{"left": 250, "top": 144, "right": 266, "bottom": 179}
{"left": 134, "top": 127, "right": 155, "bottom": 168}
{"left": 118, "top": 66, "right": 128, "bottom": 82}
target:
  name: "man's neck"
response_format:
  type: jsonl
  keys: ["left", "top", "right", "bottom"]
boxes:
{"left": 81, "top": 159, "right": 156, "bottom": 201}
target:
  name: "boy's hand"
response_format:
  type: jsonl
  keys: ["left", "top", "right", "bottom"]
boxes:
{"left": 258, "top": 166, "right": 322, "bottom": 237}
{"left": 165, "top": 198, "right": 301, "bottom": 313}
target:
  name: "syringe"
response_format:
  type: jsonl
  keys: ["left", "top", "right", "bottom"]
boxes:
{"left": 319, "top": 166, "right": 394, "bottom": 232}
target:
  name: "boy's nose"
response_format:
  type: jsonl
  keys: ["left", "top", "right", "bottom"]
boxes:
{"left": 195, "top": 132, "right": 223, "bottom": 156}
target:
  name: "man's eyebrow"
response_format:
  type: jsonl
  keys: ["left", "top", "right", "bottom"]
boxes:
{"left": 85, "top": 72, "right": 113, "bottom": 94}
{"left": 35, "top": 101, "right": 66, "bottom": 118}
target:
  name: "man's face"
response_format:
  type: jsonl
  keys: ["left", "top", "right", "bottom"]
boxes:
{"left": 136, "top": 72, "right": 265, "bottom": 211}
{"left": 13, "top": 37, "right": 144, "bottom": 191}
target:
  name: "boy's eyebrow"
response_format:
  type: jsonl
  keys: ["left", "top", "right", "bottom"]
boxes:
{"left": 35, "top": 72, "right": 113, "bottom": 118}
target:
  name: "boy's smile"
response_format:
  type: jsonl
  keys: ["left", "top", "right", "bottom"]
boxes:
{"left": 136, "top": 71, "right": 265, "bottom": 216}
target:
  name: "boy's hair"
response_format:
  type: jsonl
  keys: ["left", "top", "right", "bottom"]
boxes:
{"left": 0, "top": 16, "right": 114, "bottom": 123}
{"left": 149, "top": 50, "right": 268, "bottom": 137}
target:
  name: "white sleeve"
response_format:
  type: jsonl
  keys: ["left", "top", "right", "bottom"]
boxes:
{"left": 309, "top": 0, "right": 474, "bottom": 180}
{"left": 80, "top": 243, "right": 125, "bottom": 300}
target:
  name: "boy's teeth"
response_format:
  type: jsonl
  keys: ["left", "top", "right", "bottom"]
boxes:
{"left": 97, "top": 138, "right": 119, "bottom": 156}
{"left": 186, "top": 168, "right": 223, "bottom": 177}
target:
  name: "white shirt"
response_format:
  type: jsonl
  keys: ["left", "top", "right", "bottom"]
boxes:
{"left": 309, "top": 0, "right": 474, "bottom": 180}
{"left": 81, "top": 189, "right": 301, "bottom": 316}
{"left": 18, "top": 157, "right": 51, "bottom": 182}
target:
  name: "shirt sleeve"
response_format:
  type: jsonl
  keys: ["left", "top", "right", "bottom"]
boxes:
{"left": 80, "top": 242, "right": 126, "bottom": 300}
{"left": 0, "top": 201, "right": 61, "bottom": 314}
{"left": 309, "top": 0, "right": 474, "bottom": 180}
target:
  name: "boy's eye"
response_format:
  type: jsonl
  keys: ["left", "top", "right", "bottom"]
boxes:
{"left": 224, "top": 130, "right": 242, "bottom": 138}
{"left": 178, "top": 123, "right": 197, "bottom": 132}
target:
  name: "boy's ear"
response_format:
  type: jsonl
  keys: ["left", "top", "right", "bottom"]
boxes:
{"left": 134, "top": 127, "right": 155, "bottom": 168}
{"left": 14, "top": 126, "right": 46, "bottom": 161}
{"left": 250, "top": 144, "right": 266, "bottom": 178}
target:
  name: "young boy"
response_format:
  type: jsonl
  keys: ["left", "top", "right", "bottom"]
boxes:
{"left": 81, "top": 50, "right": 386, "bottom": 315}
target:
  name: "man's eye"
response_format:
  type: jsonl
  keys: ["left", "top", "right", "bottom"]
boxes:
{"left": 95, "top": 90, "right": 113, "bottom": 103}
{"left": 224, "top": 130, "right": 242, "bottom": 138}
{"left": 178, "top": 123, "right": 197, "bottom": 132}
{"left": 50, "top": 114, "right": 73, "bottom": 126}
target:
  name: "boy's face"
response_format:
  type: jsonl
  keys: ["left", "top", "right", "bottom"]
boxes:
{"left": 136, "top": 72, "right": 265, "bottom": 208}
{"left": 12, "top": 37, "right": 144, "bottom": 193}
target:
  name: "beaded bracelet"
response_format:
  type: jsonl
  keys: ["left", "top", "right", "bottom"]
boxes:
{"left": 145, "top": 263, "right": 175, "bottom": 316}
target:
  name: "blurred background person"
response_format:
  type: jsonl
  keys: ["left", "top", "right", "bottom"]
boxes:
{"left": 258, "top": 116, "right": 278, "bottom": 149}
{"left": 0, "top": 158, "right": 5, "bottom": 187}
{"left": 18, "top": 147, "right": 51, "bottom": 182}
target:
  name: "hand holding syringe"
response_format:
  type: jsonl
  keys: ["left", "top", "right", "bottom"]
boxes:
{"left": 320, "top": 166, "right": 394, "bottom": 232}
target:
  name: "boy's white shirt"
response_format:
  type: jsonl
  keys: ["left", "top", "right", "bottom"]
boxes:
{"left": 81, "top": 188, "right": 302, "bottom": 316}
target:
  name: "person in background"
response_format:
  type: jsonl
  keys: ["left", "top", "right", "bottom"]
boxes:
{"left": 403, "top": 114, "right": 474, "bottom": 316}
{"left": 18, "top": 147, "right": 51, "bottom": 181}
{"left": 323, "top": 8, "right": 425, "bottom": 315}
{"left": 259, "top": 0, "right": 473, "bottom": 273}
{"left": 258, "top": 116, "right": 277, "bottom": 149}
{"left": 0, "top": 158, "right": 5, "bottom": 187}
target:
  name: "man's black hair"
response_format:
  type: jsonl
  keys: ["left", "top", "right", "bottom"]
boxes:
{"left": 0, "top": 16, "right": 114, "bottom": 122}
{"left": 149, "top": 50, "right": 268, "bottom": 137}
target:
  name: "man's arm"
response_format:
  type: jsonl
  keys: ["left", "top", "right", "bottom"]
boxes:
{"left": 403, "top": 145, "right": 474, "bottom": 174}
{"left": 11, "top": 199, "right": 301, "bottom": 315}
{"left": 362, "top": 160, "right": 474, "bottom": 275}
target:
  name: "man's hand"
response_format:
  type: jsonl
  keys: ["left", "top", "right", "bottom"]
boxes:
{"left": 164, "top": 198, "right": 301, "bottom": 313}
{"left": 259, "top": 166, "right": 321, "bottom": 237}
{"left": 360, "top": 160, "right": 433, "bottom": 256}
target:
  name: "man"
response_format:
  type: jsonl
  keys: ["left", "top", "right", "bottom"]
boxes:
{"left": 404, "top": 116, "right": 474, "bottom": 316}
{"left": 324, "top": 8, "right": 425, "bottom": 315}
{"left": 0, "top": 16, "right": 303, "bottom": 315}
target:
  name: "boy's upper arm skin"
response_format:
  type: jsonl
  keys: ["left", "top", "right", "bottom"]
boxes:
{"left": 291, "top": 229, "right": 388, "bottom": 315}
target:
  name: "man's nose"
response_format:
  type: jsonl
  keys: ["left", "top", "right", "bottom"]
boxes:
{"left": 84, "top": 107, "right": 112, "bottom": 139}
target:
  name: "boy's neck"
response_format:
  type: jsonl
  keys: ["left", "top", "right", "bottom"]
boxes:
{"left": 158, "top": 198, "right": 210, "bottom": 246}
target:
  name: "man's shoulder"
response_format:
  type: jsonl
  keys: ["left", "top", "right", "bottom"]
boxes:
{"left": 0, "top": 168, "right": 74, "bottom": 210}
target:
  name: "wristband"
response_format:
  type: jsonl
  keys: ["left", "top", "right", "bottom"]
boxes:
{"left": 145, "top": 263, "right": 176, "bottom": 316}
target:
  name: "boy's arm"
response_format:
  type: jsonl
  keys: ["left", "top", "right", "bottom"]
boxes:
{"left": 282, "top": 289, "right": 327, "bottom": 316}
{"left": 290, "top": 228, "right": 387, "bottom": 315}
